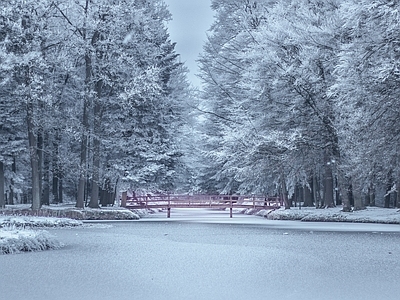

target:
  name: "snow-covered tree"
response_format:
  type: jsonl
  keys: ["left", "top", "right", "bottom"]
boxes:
{"left": 0, "top": 0, "right": 59, "bottom": 209}
{"left": 1, "top": 0, "right": 192, "bottom": 208}
{"left": 198, "top": 0, "right": 343, "bottom": 208}
{"left": 334, "top": 0, "right": 400, "bottom": 208}
{"left": 53, "top": 0, "right": 190, "bottom": 206}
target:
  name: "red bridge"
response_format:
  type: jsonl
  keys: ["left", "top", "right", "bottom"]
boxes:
{"left": 121, "top": 194, "right": 282, "bottom": 218}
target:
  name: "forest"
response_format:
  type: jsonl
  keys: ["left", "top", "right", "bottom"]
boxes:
{"left": 1, "top": 0, "right": 400, "bottom": 211}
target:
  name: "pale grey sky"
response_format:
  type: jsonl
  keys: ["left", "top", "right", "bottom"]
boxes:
{"left": 164, "top": 0, "right": 214, "bottom": 88}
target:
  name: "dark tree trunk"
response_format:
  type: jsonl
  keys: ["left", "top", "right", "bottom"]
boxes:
{"left": 369, "top": 183, "right": 376, "bottom": 206}
{"left": 52, "top": 131, "right": 60, "bottom": 204}
{"left": 100, "top": 188, "right": 107, "bottom": 207}
{"left": 396, "top": 178, "right": 400, "bottom": 208}
{"left": 37, "top": 128, "right": 44, "bottom": 205}
{"left": 76, "top": 50, "right": 91, "bottom": 209}
{"left": 313, "top": 172, "right": 320, "bottom": 208}
{"left": 9, "top": 156, "right": 16, "bottom": 205}
{"left": 323, "top": 151, "right": 334, "bottom": 208}
{"left": 42, "top": 132, "right": 50, "bottom": 206}
{"left": 77, "top": 1, "right": 92, "bottom": 208}
{"left": 59, "top": 173, "right": 63, "bottom": 203}
{"left": 121, "top": 191, "right": 127, "bottom": 208}
{"left": 303, "top": 176, "right": 313, "bottom": 207}
{"left": 347, "top": 182, "right": 354, "bottom": 207}
{"left": 294, "top": 184, "right": 302, "bottom": 208}
{"left": 353, "top": 189, "right": 364, "bottom": 211}
{"left": 89, "top": 141, "right": 100, "bottom": 208}
{"left": 342, "top": 193, "right": 352, "bottom": 212}
{"left": 27, "top": 99, "right": 41, "bottom": 210}
{"left": 335, "top": 176, "right": 341, "bottom": 205}
{"left": 100, "top": 178, "right": 113, "bottom": 207}
{"left": 113, "top": 177, "right": 119, "bottom": 206}
{"left": 365, "top": 188, "right": 371, "bottom": 207}
{"left": 281, "top": 172, "right": 290, "bottom": 210}
{"left": 0, "top": 161, "right": 5, "bottom": 208}
{"left": 8, "top": 184, "right": 13, "bottom": 205}
{"left": 88, "top": 80, "right": 103, "bottom": 209}
{"left": 385, "top": 173, "right": 392, "bottom": 208}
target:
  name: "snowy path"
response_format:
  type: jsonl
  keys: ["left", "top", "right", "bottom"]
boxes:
{"left": 1, "top": 209, "right": 399, "bottom": 300}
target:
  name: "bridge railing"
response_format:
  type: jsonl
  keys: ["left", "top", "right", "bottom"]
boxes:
{"left": 123, "top": 194, "right": 282, "bottom": 218}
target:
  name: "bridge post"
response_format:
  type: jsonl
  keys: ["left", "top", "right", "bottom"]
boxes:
{"left": 229, "top": 207, "right": 233, "bottom": 218}
{"left": 167, "top": 207, "right": 171, "bottom": 218}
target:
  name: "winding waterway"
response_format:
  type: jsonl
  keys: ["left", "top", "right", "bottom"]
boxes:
{"left": 1, "top": 209, "right": 399, "bottom": 300}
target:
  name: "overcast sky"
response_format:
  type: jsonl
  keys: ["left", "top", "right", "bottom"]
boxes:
{"left": 164, "top": 0, "right": 214, "bottom": 88}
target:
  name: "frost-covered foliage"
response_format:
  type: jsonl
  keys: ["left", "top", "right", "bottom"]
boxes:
{"left": 0, "top": 0, "right": 193, "bottom": 208}
{"left": 258, "top": 207, "right": 400, "bottom": 224}
{"left": 333, "top": 0, "right": 400, "bottom": 205}
{"left": 0, "top": 216, "right": 82, "bottom": 228}
{"left": 197, "top": 0, "right": 400, "bottom": 208}
{"left": 0, "top": 227, "right": 63, "bottom": 254}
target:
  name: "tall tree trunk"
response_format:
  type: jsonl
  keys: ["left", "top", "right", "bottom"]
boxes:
{"left": 313, "top": 171, "right": 320, "bottom": 208}
{"left": 303, "top": 175, "right": 313, "bottom": 207}
{"left": 52, "top": 130, "right": 60, "bottom": 203}
{"left": 42, "top": 132, "right": 50, "bottom": 205}
{"left": 353, "top": 187, "right": 364, "bottom": 211}
{"left": 88, "top": 81, "right": 102, "bottom": 209}
{"left": 9, "top": 156, "right": 16, "bottom": 205}
{"left": 347, "top": 181, "right": 354, "bottom": 207}
{"left": 395, "top": 176, "right": 400, "bottom": 208}
{"left": 59, "top": 172, "right": 63, "bottom": 203}
{"left": 8, "top": 184, "right": 13, "bottom": 205}
{"left": 89, "top": 136, "right": 100, "bottom": 208}
{"left": 27, "top": 99, "right": 41, "bottom": 210}
{"left": 76, "top": 49, "right": 91, "bottom": 209}
{"left": 114, "top": 176, "right": 119, "bottom": 207}
{"left": 99, "top": 187, "right": 106, "bottom": 207}
{"left": 37, "top": 128, "right": 43, "bottom": 204}
{"left": 0, "top": 161, "right": 5, "bottom": 208}
{"left": 384, "top": 172, "right": 392, "bottom": 208}
{"left": 77, "top": 0, "right": 92, "bottom": 209}
{"left": 335, "top": 175, "right": 341, "bottom": 205}
{"left": 342, "top": 186, "right": 352, "bottom": 212}
{"left": 323, "top": 151, "right": 334, "bottom": 208}
{"left": 365, "top": 186, "right": 371, "bottom": 207}
{"left": 303, "top": 185, "right": 313, "bottom": 207}
{"left": 397, "top": 189, "right": 400, "bottom": 208}
{"left": 369, "top": 182, "right": 375, "bottom": 206}
{"left": 281, "top": 172, "right": 290, "bottom": 209}
{"left": 76, "top": 126, "right": 88, "bottom": 208}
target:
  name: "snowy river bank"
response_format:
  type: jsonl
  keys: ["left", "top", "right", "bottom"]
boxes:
{"left": 1, "top": 209, "right": 400, "bottom": 300}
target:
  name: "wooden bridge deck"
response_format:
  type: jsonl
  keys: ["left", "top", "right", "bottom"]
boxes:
{"left": 122, "top": 194, "right": 281, "bottom": 218}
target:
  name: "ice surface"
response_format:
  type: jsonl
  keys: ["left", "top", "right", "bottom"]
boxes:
{"left": 0, "top": 213, "right": 399, "bottom": 300}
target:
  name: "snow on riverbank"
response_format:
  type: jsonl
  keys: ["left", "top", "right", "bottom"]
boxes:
{"left": 0, "top": 227, "right": 63, "bottom": 254}
{"left": 253, "top": 206, "right": 400, "bottom": 224}
{"left": 0, "top": 216, "right": 83, "bottom": 228}
{"left": 1, "top": 204, "right": 141, "bottom": 220}
{"left": 0, "top": 204, "right": 147, "bottom": 254}
{"left": 0, "top": 216, "right": 82, "bottom": 255}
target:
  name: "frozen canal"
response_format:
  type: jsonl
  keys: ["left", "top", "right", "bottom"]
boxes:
{"left": 1, "top": 209, "right": 400, "bottom": 300}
